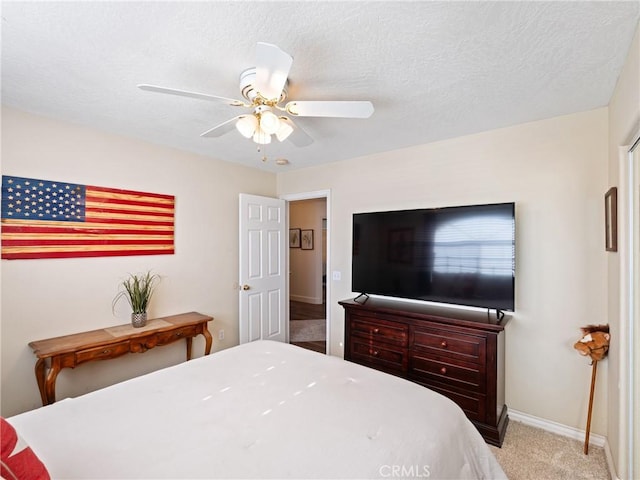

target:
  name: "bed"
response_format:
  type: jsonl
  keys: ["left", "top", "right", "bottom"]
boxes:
{"left": 6, "top": 340, "right": 506, "bottom": 479}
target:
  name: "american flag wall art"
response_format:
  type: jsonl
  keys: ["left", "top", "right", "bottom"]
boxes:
{"left": 1, "top": 176, "right": 175, "bottom": 260}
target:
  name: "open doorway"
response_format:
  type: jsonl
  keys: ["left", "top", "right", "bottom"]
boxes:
{"left": 288, "top": 197, "right": 327, "bottom": 354}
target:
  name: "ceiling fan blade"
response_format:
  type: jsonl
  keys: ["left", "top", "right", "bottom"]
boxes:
{"left": 255, "top": 42, "right": 293, "bottom": 101}
{"left": 200, "top": 116, "right": 243, "bottom": 138}
{"left": 279, "top": 117, "right": 314, "bottom": 147}
{"left": 285, "top": 101, "right": 374, "bottom": 118}
{"left": 138, "top": 84, "right": 244, "bottom": 106}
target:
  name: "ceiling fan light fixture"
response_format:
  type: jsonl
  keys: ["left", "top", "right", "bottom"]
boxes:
{"left": 275, "top": 119, "right": 294, "bottom": 142}
{"left": 139, "top": 42, "right": 373, "bottom": 155}
{"left": 236, "top": 115, "right": 258, "bottom": 138}
{"left": 259, "top": 110, "right": 281, "bottom": 135}
{"left": 253, "top": 127, "right": 271, "bottom": 145}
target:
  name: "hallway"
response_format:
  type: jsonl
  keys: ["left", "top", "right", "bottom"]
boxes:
{"left": 290, "top": 300, "right": 325, "bottom": 353}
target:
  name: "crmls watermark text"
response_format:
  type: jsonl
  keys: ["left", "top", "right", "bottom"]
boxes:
{"left": 379, "top": 464, "right": 431, "bottom": 478}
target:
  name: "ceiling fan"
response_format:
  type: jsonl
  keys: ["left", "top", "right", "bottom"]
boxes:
{"left": 138, "top": 42, "right": 374, "bottom": 148}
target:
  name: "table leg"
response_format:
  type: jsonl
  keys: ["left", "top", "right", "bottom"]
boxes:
{"left": 186, "top": 337, "right": 193, "bottom": 361}
{"left": 202, "top": 327, "right": 213, "bottom": 355}
{"left": 34, "top": 358, "right": 48, "bottom": 406}
{"left": 44, "top": 359, "right": 62, "bottom": 405}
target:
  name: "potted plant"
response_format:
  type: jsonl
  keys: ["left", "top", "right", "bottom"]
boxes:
{"left": 112, "top": 271, "right": 160, "bottom": 327}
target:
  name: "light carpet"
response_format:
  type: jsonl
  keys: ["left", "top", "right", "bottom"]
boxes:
{"left": 290, "top": 319, "right": 326, "bottom": 342}
{"left": 490, "top": 421, "right": 609, "bottom": 479}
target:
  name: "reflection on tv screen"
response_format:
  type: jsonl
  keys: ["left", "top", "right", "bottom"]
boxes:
{"left": 352, "top": 203, "right": 515, "bottom": 311}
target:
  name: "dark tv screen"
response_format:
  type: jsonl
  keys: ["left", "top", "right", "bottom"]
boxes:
{"left": 352, "top": 202, "right": 515, "bottom": 311}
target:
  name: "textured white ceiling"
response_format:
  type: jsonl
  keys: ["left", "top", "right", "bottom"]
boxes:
{"left": 2, "top": 1, "right": 639, "bottom": 172}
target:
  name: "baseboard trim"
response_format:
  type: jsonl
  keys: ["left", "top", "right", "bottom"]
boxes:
{"left": 603, "top": 438, "right": 620, "bottom": 480}
{"left": 508, "top": 408, "right": 605, "bottom": 447}
{"left": 290, "top": 295, "right": 323, "bottom": 304}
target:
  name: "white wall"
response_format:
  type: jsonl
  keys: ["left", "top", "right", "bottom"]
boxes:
{"left": 289, "top": 198, "right": 326, "bottom": 304}
{"left": 0, "top": 107, "right": 276, "bottom": 417}
{"left": 0, "top": 102, "right": 615, "bottom": 443}
{"left": 607, "top": 20, "right": 640, "bottom": 480}
{"left": 278, "top": 108, "right": 609, "bottom": 435}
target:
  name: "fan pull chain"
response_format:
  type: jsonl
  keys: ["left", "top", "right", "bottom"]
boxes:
{"left": 257, "top": 144, "right": 268, "bottom": 162}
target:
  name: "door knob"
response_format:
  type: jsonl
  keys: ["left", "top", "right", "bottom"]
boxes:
{"left": 242, "top": 284, "right": 251, "bottom": 291}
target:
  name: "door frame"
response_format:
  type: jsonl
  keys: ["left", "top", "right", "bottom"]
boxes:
{"left": 631, "top": 139, "right": 640, "bottom": 480}
{"left": 617, "top": 132, "right": 640, "bottom": 480}
{"left": 281, "top": 190, "right": 331, "bottom": 355}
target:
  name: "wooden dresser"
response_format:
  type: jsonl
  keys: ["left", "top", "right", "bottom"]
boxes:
{"left": 340, "top": 297, "right": 509, "bottom": 446}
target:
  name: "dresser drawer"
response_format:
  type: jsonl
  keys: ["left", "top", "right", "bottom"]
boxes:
{"left": 411, "top": 327, "right": 485, "bottom": 364}
{"left": 415, "top": 380, "right": 486, "bottom": 421}
{"left": 75, "top": 341, "right": 131, "bottom": 364}
{"left": 409, "top": 353, "right": 485, "bottom": 393}
{"left": 156, "top": 325, "right": 198, "bottom": 345}
{"left": 350, "top": 337, "right": 406, "bottom": 373}
{"left": 350, "top": 317, "right": 408, "bottom": 347}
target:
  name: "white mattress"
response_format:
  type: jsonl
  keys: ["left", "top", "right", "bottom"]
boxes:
{"left": 8, "top": 340, "right": 506, "bottom": 479}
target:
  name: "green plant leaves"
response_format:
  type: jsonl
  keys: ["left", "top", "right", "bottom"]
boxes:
{"left": 112, "top": 271, "right": 160, "bottom": 314}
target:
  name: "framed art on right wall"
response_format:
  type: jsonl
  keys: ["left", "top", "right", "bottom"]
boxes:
{"left": 605, "top": 187, "right": 617, "bottom": 252}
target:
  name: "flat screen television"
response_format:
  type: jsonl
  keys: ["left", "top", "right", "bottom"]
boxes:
{"left": 352, "top": 202, "right": 515, "bottom": 311}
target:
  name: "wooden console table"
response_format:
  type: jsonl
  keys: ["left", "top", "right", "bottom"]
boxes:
{"left": 29, "top": 311, "right": 213, "bottom": 406}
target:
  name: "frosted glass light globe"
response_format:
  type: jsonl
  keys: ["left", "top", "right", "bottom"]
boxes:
{"left": 253, "top": 127, "right": 271, "bottom": 145}
{"left": 259, "top": 110, "right": 281, "bottom": 135}
{"left": 236, "top": 115, "right": 258, "bottom": 138}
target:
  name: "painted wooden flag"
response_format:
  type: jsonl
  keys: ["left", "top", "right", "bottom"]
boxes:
{"left": 1, "top": 176, "right": 175, "bottom": 260}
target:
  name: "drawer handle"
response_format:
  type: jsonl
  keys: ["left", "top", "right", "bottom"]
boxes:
{"left": 372, "top": 328, "right": 380, "bottom": 334}
{"left": 373, "top": 350, "right": 379, "bottom": 356}
{"left": 102, "top": 349, "right": 111, "bottom": 355}
{"left": 440, "top": 367, "right": 447, "bottom": 375}
{"left": 440, "top": 340, "right": 448, "bottom": 348}
{"left": 176, "top": 332, "right": 183, "bottom": 337}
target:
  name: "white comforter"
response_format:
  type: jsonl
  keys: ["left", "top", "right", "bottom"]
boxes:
{"left": 9, "top": 340, "right": 506, "bottom": 479}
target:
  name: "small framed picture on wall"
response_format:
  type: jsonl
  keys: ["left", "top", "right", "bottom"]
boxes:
{"left": 301, "top": 229, "right": 314, "bottom": 250}
{"left": 605, "top": 187, "right": 617, "bottom": 252}
{"left": 289, "top": 228, "right": 301, "bottom": 248}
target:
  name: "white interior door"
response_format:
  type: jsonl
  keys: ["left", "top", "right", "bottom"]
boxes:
{"left": 239, "top": 193, "right": 287, "bottom": 344}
